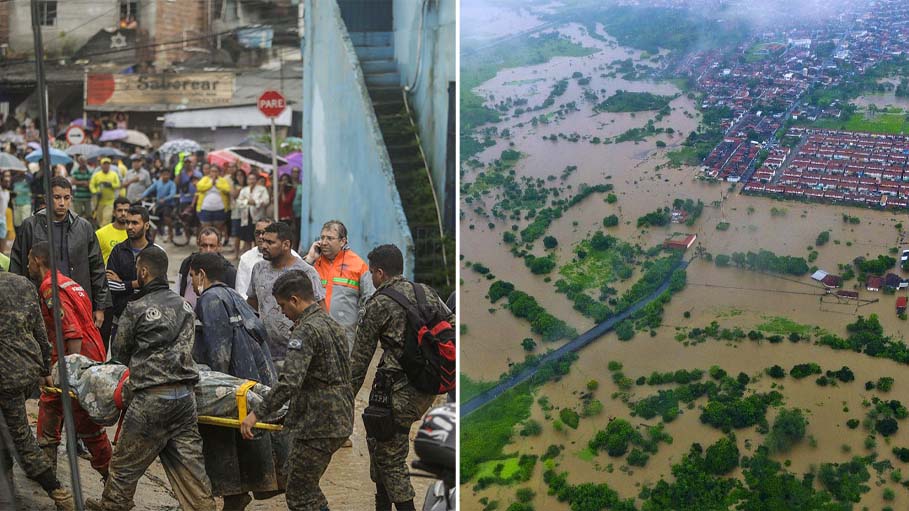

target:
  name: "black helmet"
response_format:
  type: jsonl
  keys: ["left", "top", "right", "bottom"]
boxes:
{"left": 413, "top": 403, "right": 456, "bottom": 471}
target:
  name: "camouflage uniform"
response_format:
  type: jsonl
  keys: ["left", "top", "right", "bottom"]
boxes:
{"left": 91, "top": 278, "right": 216, "bottom": 511}
{"left": 0, "top": 273, "right": 55, "bottom": 485}
{"left": 253, "top": 303, "right": 353, "bottom": 511}
{"left": 350, "top": 276, "right": 454, "bottom": 505}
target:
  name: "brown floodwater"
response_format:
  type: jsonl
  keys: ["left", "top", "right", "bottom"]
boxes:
{"left": 460, "top": 20, "right": 909, "bottom": 511}
{"left": 852, "top": 77, "right": 909, "bottom": 111}
{"left": 461, "top": 23, "right": 700, "bottom": 379}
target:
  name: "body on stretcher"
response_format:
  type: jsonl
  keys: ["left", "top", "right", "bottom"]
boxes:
{"left": 41, "top": 383, "right": 283, "bottom": 432}
{"left": 48, "top": 355, "right": 286, "bottom": 433}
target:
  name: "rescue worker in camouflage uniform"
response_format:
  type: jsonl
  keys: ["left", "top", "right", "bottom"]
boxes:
{"left": 85, "top": 246, "right": 216, "bottom": 511}
{"left": 350, "top": 244, "right": 455, "bottom": 511}
{"left": 240, "top": 270, "right": 353, "bottom": 511}
{"left": 0, "top": 271, "right": 75, "bottom": 510}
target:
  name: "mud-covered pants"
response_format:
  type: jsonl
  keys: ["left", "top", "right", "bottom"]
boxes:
{"left": 285, "top": 436, "right": 346, "bottom": 511}
{"left": 98, "top": 387, "right": 216, "bottom": 511}
{"left": 37, "top": 391, "right": 112, "bottom": 474}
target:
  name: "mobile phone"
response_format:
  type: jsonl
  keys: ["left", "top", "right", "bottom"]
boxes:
{"left": 314, "top": 240, "right": 321, "bottom": 254}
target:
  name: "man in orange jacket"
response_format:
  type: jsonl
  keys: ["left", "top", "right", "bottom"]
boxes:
{"left": 28, "top": 241, "right": 112, "bottom": 481}
{"left": 303, "top": 220, "right": 376, "bottom": 353}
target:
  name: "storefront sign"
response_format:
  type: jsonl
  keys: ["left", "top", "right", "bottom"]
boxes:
{"left": 86, "top": 72, "right": 235, "bottom": 109}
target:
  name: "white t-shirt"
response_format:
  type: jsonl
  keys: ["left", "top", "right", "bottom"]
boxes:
{"left": 201, "top": 186, "right": 223, "bottom": 211}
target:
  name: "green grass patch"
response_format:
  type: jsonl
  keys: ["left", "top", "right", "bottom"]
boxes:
{"left": 462, "top": 374, "right": 497, "bottom": 403}
{"left": 474, "top": 456, "right": 522, "bottom": 481}
{"left": 462, "top": 383, "right": 534, "bottom": 481}
{"left": 803, "top": 111, "right": 909, "bottom": 135}
{"left": 666, "top": 145, "right": 702, "bottom": 166}
{"left": 558, "top": 237, "right": 638, "bottom": 290}
{"left": 577, "top": 447, "right": 597, "bottom": 462}
{"left": 756, "top": 316, "right": 816, "bottom": 336}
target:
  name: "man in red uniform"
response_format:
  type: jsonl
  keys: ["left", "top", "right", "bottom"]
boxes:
{"left": 28, "top": 241, "right": 112, "bottom": 481}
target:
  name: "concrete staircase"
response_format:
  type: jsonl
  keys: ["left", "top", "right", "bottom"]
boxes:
{"left": 351, "top": 31, "right": 451, "bottom": 295}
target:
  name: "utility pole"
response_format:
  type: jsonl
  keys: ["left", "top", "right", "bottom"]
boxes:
{"left": 82, "top": 66, "right": 88, "bottom": 127}
{"left": 30, "top": 1, "right": 85, "bottom": 509}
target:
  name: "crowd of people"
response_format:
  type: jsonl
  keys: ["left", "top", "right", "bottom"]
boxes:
{"left": 0, "top": 140, "right": 455, "bottom": 511}
{"left": 0, "top": 149, "right": 305, "bottom": 260}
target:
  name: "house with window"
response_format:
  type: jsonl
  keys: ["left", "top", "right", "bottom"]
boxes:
{"left": 0, "top": 0, "right": 301, "bottom": 136}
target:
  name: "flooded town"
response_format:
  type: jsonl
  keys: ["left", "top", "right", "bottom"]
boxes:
{"left": 460, "top": 1, "right": 909, "bottom": 510}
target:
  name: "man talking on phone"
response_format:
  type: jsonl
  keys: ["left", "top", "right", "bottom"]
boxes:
{"left": 302, "top": 220, "right": 374, "bottom": 354}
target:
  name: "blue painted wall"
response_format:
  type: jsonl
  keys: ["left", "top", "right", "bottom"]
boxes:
{"left": 393, "top": 0, "right": 456, "bottom": 231}
{"left": 300, "top": 0, "right": 415, "bottom": 275}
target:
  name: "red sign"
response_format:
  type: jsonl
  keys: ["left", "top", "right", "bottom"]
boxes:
{"left": 65, "top": 126, "right": 86, "bottom": 145}
{"left": 258, "top": 90, "right": 286, "bottom": 118}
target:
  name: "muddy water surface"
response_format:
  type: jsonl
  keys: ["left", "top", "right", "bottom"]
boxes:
{"left": 460, "top": 18, "right": 909, "bottom": 511}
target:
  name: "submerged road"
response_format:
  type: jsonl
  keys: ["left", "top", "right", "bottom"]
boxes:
{"left": 462, "top": 258, "right": 690, "bottom": 417}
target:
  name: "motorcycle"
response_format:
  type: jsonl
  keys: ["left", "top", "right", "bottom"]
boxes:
{"left": 412, "top": 403, "right": 456, "bottom": 511}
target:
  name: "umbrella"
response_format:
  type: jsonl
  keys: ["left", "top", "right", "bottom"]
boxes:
{"left": 230, "top": 146, "right": 288, "bottom": 167}
{"left": 0, "top": 131, "right": 24, "bottom": 144}
{"left": 27, "top": 141, "right": 41, "bottom": 151}
{"left": 122, "top": 130, "right": 151, "bottom": 147}
{"left": 158, "top": 139, "right": 202, "bottom": 159}
{"left": 280, "top": 137, "right": 303, "bottom": 151}
{"left": 0, "top": 152, "right": 27, "bottom": 171}
{"left": 278, "top": 151, "right": 302, "bottom": 177}
{"left": 207, "top": 149, "right": 251, "bottom": 173}
{"left": 98, "top": 129, "right": 127, "bottom": 142}
{"left": 87, "top": 147, "right": 127, "bottom": 160}
{"left": 70, "top": 118, "right": 94, "bottom": 129}
{"left": 66, "top": 144, "right": 100, "bottom": 156}
{"left": 25, "top": 147, "right": 73, "bottom": 166}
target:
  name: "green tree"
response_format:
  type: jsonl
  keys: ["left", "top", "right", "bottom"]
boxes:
{"left": 766, "top": 408, "right": 807, "bottom": 453}
{"left": 616, "top": 321, "right": 635, "bottom": 341}
{"left": 704, "top": 436, "right": 739, "bottom": 475}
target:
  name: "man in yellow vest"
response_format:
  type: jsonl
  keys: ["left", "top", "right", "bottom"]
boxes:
{"left": 89, "top": 158, "right": 121, "bottom": 226}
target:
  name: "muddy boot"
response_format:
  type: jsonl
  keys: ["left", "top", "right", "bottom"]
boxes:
{"left": 84, "top": 498, "right": 105, "bottom": 510}
{"left": 393, "top": 500, "right": 416, "bottom": 511}
{"left": 42, "top": 445, "right": 58, "bottom": 478}
{"left": 222, "top": 493, "right": 253, "bottom": 510}
{"left": 48, "top": 487, "right": 75, "bottom": 511}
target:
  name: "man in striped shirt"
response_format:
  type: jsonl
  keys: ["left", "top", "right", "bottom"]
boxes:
{"left": 70, "top": 157, "right": 95, "bottom": 223}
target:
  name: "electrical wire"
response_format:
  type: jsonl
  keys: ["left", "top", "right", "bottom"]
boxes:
{"left": 0, "top": 12, "right": 304, "bottom": 67}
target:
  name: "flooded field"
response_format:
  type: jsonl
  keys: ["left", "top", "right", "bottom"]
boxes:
{"left": 853, "top": 77, "right": 909, "bottom": 111}
{"left": 461, "top": 23, "right": 700, "bottom": 380}
{"left": 460, "top": 16, "right": 909, "bottom": 511}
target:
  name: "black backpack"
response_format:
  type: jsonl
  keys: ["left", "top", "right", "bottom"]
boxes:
{"left": 378, "top": 282, "right": 456, "bottom": 395}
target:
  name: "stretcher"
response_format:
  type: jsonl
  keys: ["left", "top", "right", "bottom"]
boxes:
{"left": 42, "top": 379, "right": 283, "bottom": 433}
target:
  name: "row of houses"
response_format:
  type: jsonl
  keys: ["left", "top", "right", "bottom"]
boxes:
{"left": 743, "top": 128, "right": 909, "bottom": 209}
{"left": 743, "top": 181, "right": 909, "bottom": 209}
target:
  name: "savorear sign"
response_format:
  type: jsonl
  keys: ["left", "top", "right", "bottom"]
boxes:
{"left": 86, "top": 72, "right": 235, "bottom": 108}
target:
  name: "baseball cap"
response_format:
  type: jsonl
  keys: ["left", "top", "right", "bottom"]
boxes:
{"left": 100, "top": 157, "right": 112, "bottom": 164}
